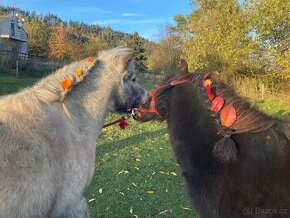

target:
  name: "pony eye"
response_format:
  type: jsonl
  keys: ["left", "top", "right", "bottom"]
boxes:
{"left": 132, "top": 77, "right": 136, "bottom": 82}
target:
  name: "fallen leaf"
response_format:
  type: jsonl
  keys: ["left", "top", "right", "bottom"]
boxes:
{"left": 211, "top": 96, "right": 225, "bottom": 113}
{"left": 134, "top": 167, "right": 140, "bottom": 171}
{"left": 135, "top": 158, "right": 141, "bottom": 162}
{"left": 99, "top": 188, "right": 103, "bottom": 193}
{"left": 170, "top": 172, "right": 177, "bottom": 176}
{"left": 182, "top": 207, "right": 192, "bottom": 211}
{"left": 159, "top": 210, "right": 172, "bottom": 216}
{"left": 147, "top": 191, "right": 154, "bottom": 195}
{"left": 119, "top": 192, "right": 125, "bottom": 196}
{"left": 129, "top": 208, "right": 133, "bottom": 214}
{"left": 220, "top": 104, "right": 237, "bottom": 127}
{"left": 118, "top": 170, "right": 129, "bottom": 175}
{"left": 132, "top": 183, "right": 137, "bottom": 187}
{"left": 88, "top": 198, "right": 95, "bottom": 203}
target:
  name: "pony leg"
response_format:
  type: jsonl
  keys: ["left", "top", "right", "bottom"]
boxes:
{"left": 58, "top": 198, "right": 89, "bottom": 218}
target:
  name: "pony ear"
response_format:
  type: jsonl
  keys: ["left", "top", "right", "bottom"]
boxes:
{"left": 178, "top": 59, "right": 189, "bottom": 75}
{"left": 114, "top": 47, "right": 134, "bottom": 73}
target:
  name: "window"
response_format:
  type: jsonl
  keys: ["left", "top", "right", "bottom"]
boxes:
{"left": 11, "top": 22, "right": 15, "bottom": 37}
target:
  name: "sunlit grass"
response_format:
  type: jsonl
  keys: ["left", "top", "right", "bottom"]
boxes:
{"left": 87, "top": 114, "right": 195, "bottom": 217}
{"left": 1, "top": 74, "right": 290, "bottom": 217}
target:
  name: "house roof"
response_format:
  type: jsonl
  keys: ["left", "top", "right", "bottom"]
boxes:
{"left": 0, "top": 15, "right": 8, "bottom": 22}
{"left": 0, "top": 15, "right": 28, "bottom": 41}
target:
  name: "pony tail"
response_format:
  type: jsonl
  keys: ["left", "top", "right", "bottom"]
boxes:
{"left": 195, "top": 72, "right": 238, "bottom": 163}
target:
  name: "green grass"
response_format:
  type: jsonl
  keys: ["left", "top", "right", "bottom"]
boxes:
{"left": 86, "top": 78, "right": 194, "bottom": 217}
{"left": 86, "top": 115, "right": 194, "bottom": 217}
{"left": 0, "top": 74, "right": 38, "bottom": 95}
{"left": 1, "top": 74, "right": 290, "bottom": 217}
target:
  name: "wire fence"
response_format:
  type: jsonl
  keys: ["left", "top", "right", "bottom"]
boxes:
{"left": 0, "top": 49, "right": 65, "bottom": 77}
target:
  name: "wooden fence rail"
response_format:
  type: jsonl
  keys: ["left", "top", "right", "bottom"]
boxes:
{"left": 0, "top": 49, "right": 47, "bottom": 61}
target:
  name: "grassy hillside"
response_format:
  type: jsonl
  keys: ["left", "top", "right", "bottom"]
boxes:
{"left": 1, "top": 74, "right": 290, "bottom": 217}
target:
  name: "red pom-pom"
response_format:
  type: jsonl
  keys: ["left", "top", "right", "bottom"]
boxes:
{"left": 119, "top": 117, "right": 129, "bottom": 129}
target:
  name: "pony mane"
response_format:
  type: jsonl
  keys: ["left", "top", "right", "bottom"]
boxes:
{"left": 159, "top": 70, "right": 290, "bottom": 141}
{"left": 193, "top": 72, "right": 290, "bottom": 140}
{"left": 0, "top": 47, "right": 133, "bottom": 110}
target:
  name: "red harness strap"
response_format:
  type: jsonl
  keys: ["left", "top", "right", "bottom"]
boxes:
{"left": 134, "top": 79, "right": 191, "bottom": 118}
{"left": 138, "top": 87, "right": 162, "bottom": 117}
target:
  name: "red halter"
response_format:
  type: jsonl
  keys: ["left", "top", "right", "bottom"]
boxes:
{"left": 133, "top": 79, "right": 191, "bottom": 118}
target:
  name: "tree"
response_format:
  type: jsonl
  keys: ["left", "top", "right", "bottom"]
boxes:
{"left": 48, "top": 23, "right": 71, "bottom": 60}
{"left": 24, "top": 18, "right": 51, "bottom": 56}
{"left": 85, "top": 35, "right": 109, "bottom": 57}
{"left": 245, "top": 0, "right": 290, "bottom": 78}
{"left": 147, "top": 26, "right": 183, "bottom": 75}
{"left": 119, "top": 35, "right": 133, "bottom": 47}
{"left": 177, "top": 0, "right": 254, "bottom": 74}
{"left": 44, "top": 13, "right": 62, "bottom": 26}
{"left": 132, "top": 32, "right": 148, "bottom": 73}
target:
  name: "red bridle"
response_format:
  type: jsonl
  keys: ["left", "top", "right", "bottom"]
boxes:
{"left": 132, "top": 79, "right": 191, "bottom": 119}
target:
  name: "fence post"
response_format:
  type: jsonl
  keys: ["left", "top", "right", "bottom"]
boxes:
{"left": 16, "top": 60, "right": 19, "bottom": 76}
{"left": 261, "top": 83, "right": 265, "bottom": 101}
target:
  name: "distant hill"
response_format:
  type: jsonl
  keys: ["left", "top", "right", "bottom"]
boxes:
{"left": 0, "top": 5, "right": 152, "bottom": 60}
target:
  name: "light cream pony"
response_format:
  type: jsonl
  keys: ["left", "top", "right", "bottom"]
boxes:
{"left": 0, "top": 47, "right": 145, "bottom": 217}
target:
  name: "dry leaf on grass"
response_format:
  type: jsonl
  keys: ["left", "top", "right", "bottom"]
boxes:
{"left": 146, "top": 190, "right": 154, "bottom": 195}
{"left": 118, "top": 170, "right": 129, "bottom": 175}
{"left": 159, "top": 209, "right": 172, "bottom": 216}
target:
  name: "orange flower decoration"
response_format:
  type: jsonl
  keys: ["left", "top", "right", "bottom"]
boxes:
{"left": 203, "top": 79, "right": 212, "bottom": 88}
{"left": 75, "top": 68, "right": 84, "bottom": 77}
{"left": 61, "top": 79, "right": 72, "bottom": 90}
{"left": 87, "top": 57, "right": 94, "bottom": 63}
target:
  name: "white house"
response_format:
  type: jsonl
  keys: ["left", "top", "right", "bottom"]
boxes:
{"left": 0, "top": 15, "right": 28, "bottom": 54}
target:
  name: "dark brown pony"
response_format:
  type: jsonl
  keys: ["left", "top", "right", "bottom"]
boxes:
{"left": 134, "top": 60, "right": 290, "bottom": 218}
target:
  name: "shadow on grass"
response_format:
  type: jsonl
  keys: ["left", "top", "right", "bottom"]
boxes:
{"left": 97, "top": 128, "right": 167, "bottom": 154}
